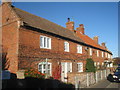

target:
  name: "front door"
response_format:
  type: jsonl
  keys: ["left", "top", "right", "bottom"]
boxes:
{"left": 61, "top": 62, "right": 72, "bottom": 82}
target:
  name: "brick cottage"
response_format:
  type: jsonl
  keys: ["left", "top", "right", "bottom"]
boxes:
{"left": 1, "top": 2, "right": 113, "bottom": 81}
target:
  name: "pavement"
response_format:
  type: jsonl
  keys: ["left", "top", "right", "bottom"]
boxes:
{"left": 87, "top": 79, "right": 117, "bottom": 88}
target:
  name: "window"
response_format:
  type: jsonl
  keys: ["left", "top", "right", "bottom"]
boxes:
{"left": 90, "top": 48, "right": 92, "bottom": 56}
{"left": 97, "top": 50, "right": 99, "bottom": 57}
{"left": 102, "top": 52, "right": 104, "bottom": 57}
{"left": 77, "top": 45, "right": 82, "bottom": 54}
{"left": 97, "top": 62, "right": 100, "bottom": 66}
{"left": 108, "top": 54, "right": 112, "bottom": 59}
{"left": 64, "top": 41, "right": 69, "bottom": 52}
{"left": 77, "top": 62, "right": 83, "bottom": 72}
{"left": 38, "top": 62, "right": 52, "bottom": 75}
{"left": 102, "top": 62, "right": 104, "bottom": 66}
{"left": 40, "top": 35, "right": 51, "bottom": 49}
{"left": 108, "top": 54, "right": 110, "bottom": 58}
{"left": 105, "top": 52, "right": 107, "bottom": 58}
{"left": 94, "top": 62, "right": 97, "bottom": 67}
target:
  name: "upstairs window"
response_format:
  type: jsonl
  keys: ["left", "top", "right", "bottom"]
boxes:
{"left": 77, "top": 45, "right": 82, "bottom": 54}
{"left": 102, "top": 52, "right": 104, "bottom": 57}
{"left": 105, "top": 52, "right": 108, "bottom": 58}
{"left": 94, "top": 62, "right": 97, "bottom": 67}
{"left": 64, "top": 41, "right": 69, "bottom": 52}
{"left": 90, "top": 48, "right": 92, "bottom": 56}
{"left": 40, "top": 35, "right": 51, "bottom": 49}
{"left": 97, "top": 50, "right": 99, "bottom": 57}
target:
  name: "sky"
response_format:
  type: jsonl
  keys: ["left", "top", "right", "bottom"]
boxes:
{"left": 12, "top": 2, "right": 118, "bottom": 58}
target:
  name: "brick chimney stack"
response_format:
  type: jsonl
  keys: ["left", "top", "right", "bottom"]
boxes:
{"left": 66, "top": 18, "right": 74, "bottom": 31}
{"left": 93, "top": 36, "right": 98, "bottom": 44}
{"left": 101, "top": 42, "right": 106, "bottom": 48}
{"left": 76, "top": 24, "right": 85, "bottom": 34}
{"left": 2, "top": 0, "right": 12, "bottom": 5}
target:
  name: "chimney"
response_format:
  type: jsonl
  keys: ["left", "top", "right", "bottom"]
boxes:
{"left": 2, "top": 0, "right": 12, "bottom": 5}
{"left": 93, "top": 36, "right": 98, "bottom": 44}
{"left": 76, "top": 24, "right": 85, "bottom": 34}
{"left": 101, "top": 42, "right": 106, "bottom": 48}
{"left": 66, "top": 18, "right": 74, "bottom": 31}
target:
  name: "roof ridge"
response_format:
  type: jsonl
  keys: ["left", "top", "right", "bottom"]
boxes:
{"left": 12, "top": 5, "right": 111, "bottom": 54}
{"left": 13, "top": 6, "right": 84, "bottom": 43}
{"left": 13, "top": 6, "right": 70, "bottom": 30}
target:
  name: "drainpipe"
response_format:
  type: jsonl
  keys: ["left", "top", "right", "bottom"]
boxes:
{"left": 45, "top": 58, "right": 48, "bottom": 78}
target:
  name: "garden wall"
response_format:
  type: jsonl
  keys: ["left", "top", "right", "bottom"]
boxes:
{"left": 67, "top": 69, "right": 111, "bottom": 88}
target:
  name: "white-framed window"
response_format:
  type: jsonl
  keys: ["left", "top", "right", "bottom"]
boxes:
{"left": 94, "top": 62, "right": 97, "bottom": 67}
{"left": 38, "top": 62, "right": 52, "bottom": 75}
{"left": 97, "top": 62, "right": 100, "bottom": 66}
{"left": 102, "top": 62, "right": 104, "bottom": 66}
{"left": 108, "top": 54, "right": 110, "bottom": 58}
{"left": 77, "top": 45, "right": 82, "bottom": 54}
{"left": 40, "top": 35, "right": 51, "bottom": 49}
{"left": 102, "top": 52, "right": 104, "bottom": 57}
{"left": 105, "top": 52, "right": 107, "bottom": 58}
{"left": 90, "top": 48, "right": 92, "bottom": 56}
{"left": 108, "top": 54, "right": 112, "bottom": 59}
{"left": 64, "top": 41, "right": 69, "bottom": 52}
{"left": 97, "top": 50, "right": 99, "bottom": 57}
{"left": 77, "top": 62, "right": 83, "bottom": 72}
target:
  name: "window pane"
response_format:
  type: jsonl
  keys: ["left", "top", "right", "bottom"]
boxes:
{"left": 38, "top": 64, "right": 42, "bottom": 72}
{"left": 44, "top": 37, "right": 46, "bottom": 48}
{"left": 47, "top": 38, "right": 49, "bottom": 48}
{"left": 48, "top": 64, "right": 50, "bottom": 69}
{"left": 64, "top": 42, "right": 67, "bottom": 51}
{"left": 77, "top": 63, "right": 83, "bottom": 72}
{"left": 48, "top": 70, "right": 50, "bottom": 74}
{"left": 40, "top": 37, "right": 43, "bottom": 47}
{"left": 64, "top": 42, "right": 69, "bottom": 52}
{"left": 43, "top": 64, "right": 46, "bottom": 69}
{"left": 43, "top": 71, "right": 46, "bottom": 73}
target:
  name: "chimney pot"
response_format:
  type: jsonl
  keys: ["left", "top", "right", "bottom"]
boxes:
{"left": 79, "top": 24, "right": 84, "bottom": 27}
{"left": 68, "top": 18, "right": 70, "bottom": 22}
{"left": 66, "top": 18, "right": 74, "bottom": 31}
{"left": 101, "top": 42, "right": 106, "bottom": 48}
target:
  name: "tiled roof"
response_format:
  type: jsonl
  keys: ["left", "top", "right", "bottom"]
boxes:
{"left": 11, "top": 5, "right": 112, "bottom": 54}
{"left": 76, "top": 31, "right": 112, "bottom": 54}
{"left": 12, "top": 6, "right": 84, "bottom": 44}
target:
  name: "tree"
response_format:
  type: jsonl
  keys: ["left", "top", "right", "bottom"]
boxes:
{"left": 113, "top": 57, "right": 120, "bottom": 65}
{"left": 86, "top": 58, "right": 96, "bottom": 72}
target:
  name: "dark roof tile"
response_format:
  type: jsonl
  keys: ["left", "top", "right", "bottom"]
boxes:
{"left": 13, "top": 7, "right": 84, "bottom": 44}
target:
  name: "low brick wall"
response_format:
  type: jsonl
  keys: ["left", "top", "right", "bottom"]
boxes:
{"left": 68, "top": 69, "right": 111, "bottom": 88}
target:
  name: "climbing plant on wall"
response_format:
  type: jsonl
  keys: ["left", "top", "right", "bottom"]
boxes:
{"left": 86, "top": 58, "right": 96, "bottom": 72}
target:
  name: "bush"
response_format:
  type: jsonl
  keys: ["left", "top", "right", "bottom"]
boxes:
{"left": 24, "top": 68, "right": 45, "bottom": 79}
{"left": 86, "top": 58, "right": 96, "bottom": 72}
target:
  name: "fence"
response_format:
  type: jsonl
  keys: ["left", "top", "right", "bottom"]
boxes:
{"left": 68, "top": 69, "right": 111, "bottom": 88}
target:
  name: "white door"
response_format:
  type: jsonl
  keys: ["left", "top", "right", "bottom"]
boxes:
{"left": 61, "top": 62, "right": 72, "bottom": 82}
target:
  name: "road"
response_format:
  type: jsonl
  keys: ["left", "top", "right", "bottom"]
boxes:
{"left": 87, "top": 79, "right": 120, "bottom": 89}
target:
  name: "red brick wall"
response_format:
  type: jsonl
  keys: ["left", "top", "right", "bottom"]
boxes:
{"left": 18, "top": 27, "right": 87, "bottom": 77}
{"left": 2, "top": 3, "right": 112, "bottom": 76}
{"left": 2, "top": 3, "right": 20, "bottom": 73}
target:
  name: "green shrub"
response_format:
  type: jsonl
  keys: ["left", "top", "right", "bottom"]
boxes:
{"left": 86, "top": 58, "right": 96, "bottom": 72}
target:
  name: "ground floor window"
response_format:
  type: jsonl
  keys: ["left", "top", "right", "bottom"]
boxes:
{"left": 77, "top": 62, "right": 83, "bottom": 72}
{"left": 38, "top": 62, "right": 52, "bottom": 75}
